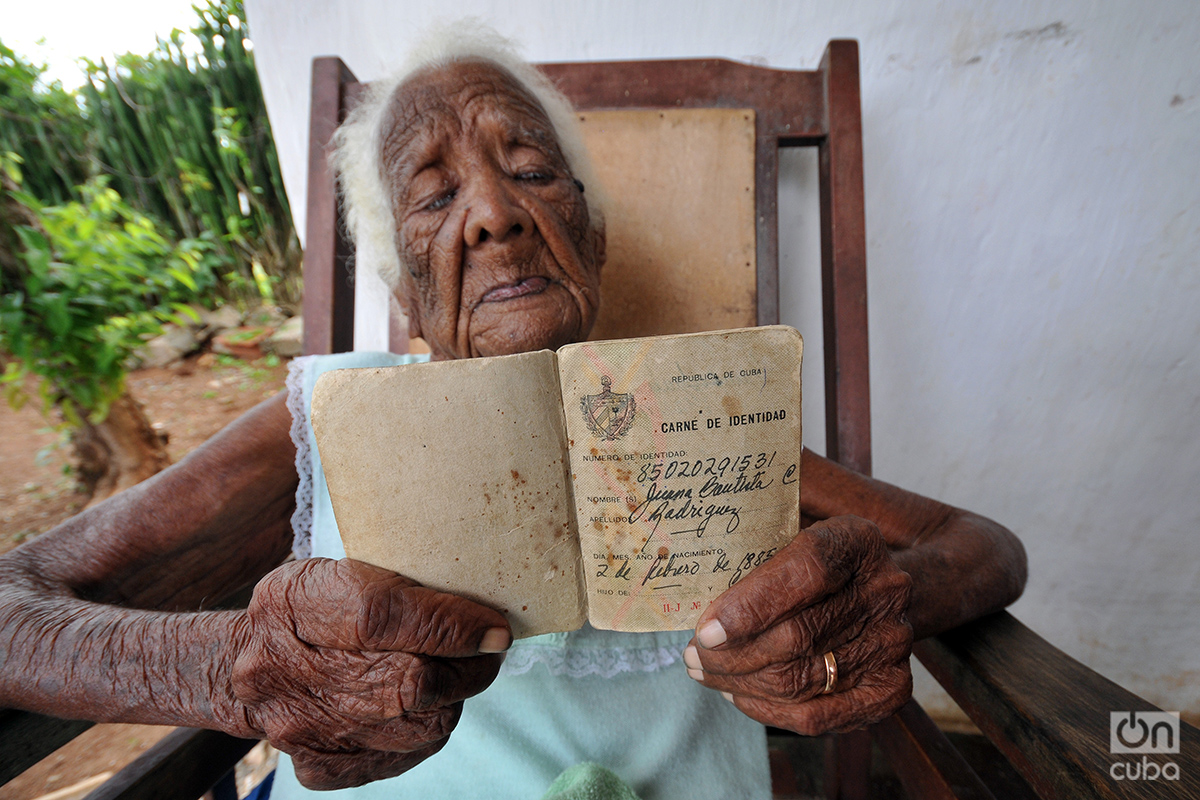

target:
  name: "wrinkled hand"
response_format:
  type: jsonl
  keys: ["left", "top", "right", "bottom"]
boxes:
{"left": 684, "top": 516, "right": 913, "bottom": 734}
{"left": 230, "top": 558, "right": 511, "bottom": 789}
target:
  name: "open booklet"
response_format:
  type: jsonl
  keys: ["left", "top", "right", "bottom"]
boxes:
{"left": 312, "top": 325, "right": 802, "bottom": 639}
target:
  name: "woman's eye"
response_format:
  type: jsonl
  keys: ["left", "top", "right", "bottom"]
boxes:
{"left": 424, "top": 189, "right": 456, "bottom": 211}
{"left": 515, "top": 170, "right": 553, "bottom": 183}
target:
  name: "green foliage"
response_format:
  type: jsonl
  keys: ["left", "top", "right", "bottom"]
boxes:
{"left": 0, "top": 42, "right": 90, "bottom": 206}
{"left": 0, "top": 163, "right": 221, "bottom": 426}
{"left": 0, "top": 0, "right": 299, "bottom": 308}
{"left": 80, "top": 0, "right": 300, "bottom": 306}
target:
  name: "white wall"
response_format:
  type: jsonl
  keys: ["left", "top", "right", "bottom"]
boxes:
{"left": 245, "top": 0, "right": 1200, "bottom": 721}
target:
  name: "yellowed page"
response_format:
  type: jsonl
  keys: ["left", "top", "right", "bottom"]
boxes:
{"left": 557, "top": 326, "right": 803, "bottom": 632}
{"left": 311, "top": 351, "right": 587, "bottom": 639}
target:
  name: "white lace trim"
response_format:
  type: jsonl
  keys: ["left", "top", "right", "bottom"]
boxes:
{"left": 500, "top": 643, "right": 681, "bottom": 678}
{"left": 286, "top": 355, "right": 316, "bottom": 560}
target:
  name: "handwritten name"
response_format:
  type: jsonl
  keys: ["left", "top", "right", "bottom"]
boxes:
{"left": 698, "top": 470, "right": 773, "bottom": 498}
{"left": 628, "top": 482, "right": 742, "bottom": 543}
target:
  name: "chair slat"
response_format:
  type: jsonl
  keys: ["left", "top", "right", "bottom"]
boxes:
{"left": 81, "top": 727, "right": 256, "bottom": 800}
{"left": 816, "top": 40, "right": 871, "bottom": 477}
{"left": 301, "top": 56, "right": 358, "bottom": 356}
{"left": 538, "top": 58, "right": 826, "bottom": 140}
{"left": 0, "top": 710, "right": 92, "bottom": 786}
{"left": 872, "top": 699, "right": 997, "bottom": 800}
{"left": 825, "top": 729, "right": 872, "bottom": 800}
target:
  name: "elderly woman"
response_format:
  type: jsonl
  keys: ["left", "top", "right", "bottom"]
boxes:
{"left": 0, "top": 30, "right": 1025, "bottom": 800}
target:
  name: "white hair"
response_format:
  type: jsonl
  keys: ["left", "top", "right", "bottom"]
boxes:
{"left": 329, "top": 20, "right": 603, "bottom": 290}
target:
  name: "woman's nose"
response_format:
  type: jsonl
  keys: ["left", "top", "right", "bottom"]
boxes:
{"left": 463, "top": 175, "right": 534, "bottom": 248}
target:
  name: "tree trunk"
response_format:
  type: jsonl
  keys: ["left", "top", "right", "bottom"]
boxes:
{"left": 73, "top": 391, "right": 171, "bottom": 504}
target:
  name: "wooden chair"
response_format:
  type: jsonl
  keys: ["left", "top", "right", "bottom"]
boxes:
{"left": 4, "top": 43, "right": 1197, "bottom": 800}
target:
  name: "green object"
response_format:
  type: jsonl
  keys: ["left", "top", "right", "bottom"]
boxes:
{"left": 78, "top": 0, "right": 300, "bottom": 307}
{"left": 0, "top": 0, "right": 300, "bottom": 308}
{"left": 0, "top": 167, "right": 218, "bottom": 425}
{"left": 0, "top": 43, "right": 89, "bottom": 206}
{"left": 541, "top": 763, "right": 643, "bottom": 800}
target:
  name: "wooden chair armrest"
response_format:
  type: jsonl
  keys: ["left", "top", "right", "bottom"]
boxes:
{"left": 914, "top": 611, "right": 1200, "bottom": 799}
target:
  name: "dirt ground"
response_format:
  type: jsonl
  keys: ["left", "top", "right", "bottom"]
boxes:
{"left": 0, "top": 353, "right": 289, "bottom": 800}
{"left": 0, "top": 353, "right": 289, "bottom": 554}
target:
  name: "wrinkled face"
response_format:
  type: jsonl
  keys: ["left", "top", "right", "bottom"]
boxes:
{"left": 380, "top": 59, "right": 605, "bottom": 360}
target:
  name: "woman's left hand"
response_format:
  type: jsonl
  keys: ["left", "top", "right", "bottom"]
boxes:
{"left": 683, "top": 515, "right": 914, "bottom": 734}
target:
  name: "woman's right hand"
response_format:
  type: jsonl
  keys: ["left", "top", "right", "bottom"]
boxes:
{"left": 230, "top": 557, "right": 511, "bottom": 789}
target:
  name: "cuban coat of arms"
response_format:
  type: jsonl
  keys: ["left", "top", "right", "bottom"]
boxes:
{"left": 580, "top": 376, "right": 636, "bottom": 441}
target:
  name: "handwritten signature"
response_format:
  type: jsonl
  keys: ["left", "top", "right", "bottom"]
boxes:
{"left": 628, "top": 482, "right": 741, "bottom": 546}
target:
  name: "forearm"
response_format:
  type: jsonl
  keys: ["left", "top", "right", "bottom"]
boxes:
{"left": 0, "top": 575, "right": 253, "bottom": 735}
{"left": 0, "top": 392, "right": 296, "bottom": 726}
{"left": 800, "top": 448, "right": 1027, "bottom": 640}
{"left": 889, "top": 510, "right": 1026, "bottom": 640}
{"left": 14, "top": 392, "right": 297, "bottom": 610}
{"left": 42, "top": 477, "right": 297, "bottom": 611}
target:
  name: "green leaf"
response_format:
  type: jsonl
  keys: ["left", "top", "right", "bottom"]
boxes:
{"left": 59, "top": 398, "right": 82, "bottom": 428}
{"left": 166, "top": 266, "right": 197, "bottom": 291}
{"left": 1, "top": 361, "right": 25, "bottom": 385}
{"left": 44, "top": 294, "right": 71, "bottom": 337}
{"left": 170, "top": 302, "right": 202, "bottom": 323}
{"left": 14, "top": 227, "right": 51, "bottom": 275}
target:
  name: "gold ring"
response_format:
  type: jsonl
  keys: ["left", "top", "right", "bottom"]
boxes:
{"left": 822, "top": 651, "right": 838, "bottom": 694}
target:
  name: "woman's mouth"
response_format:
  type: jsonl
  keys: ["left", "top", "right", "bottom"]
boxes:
{"left": 480, "top": 276, "right": 550, "bottom": 302}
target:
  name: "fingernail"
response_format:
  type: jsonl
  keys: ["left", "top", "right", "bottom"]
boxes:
{"left": 682, "top": 645, "right": 702, "bottom": 670}
{"left": 721, "top": 692, "right": 734, "bottom": 702}
{"left": 697, "top": 620, "right": 727, "bottom": 649}
{"left": 686, "top": 667, "right": 704, "bottom": 681}
{"left": 479, "top": 627, "right": 512, "bottom": 653}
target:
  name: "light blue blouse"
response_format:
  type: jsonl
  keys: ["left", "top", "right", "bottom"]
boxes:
{"left": 271, "top": 352, "right": 770, "bottom": 800}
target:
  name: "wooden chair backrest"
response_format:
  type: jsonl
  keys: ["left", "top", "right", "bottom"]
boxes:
{"left": 302, "top": 44, "right": 874, "bottom": 476}
{"left": 543, "top": 106, "right": 760, "bottom": 341}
